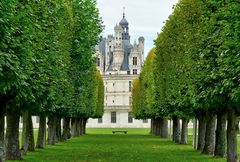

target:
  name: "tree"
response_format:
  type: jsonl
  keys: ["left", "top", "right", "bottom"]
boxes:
{"left": 193, "top": 1, "right": 240, "bottom": 159}
{"left": 68, "top": 0, "right": 103, "bottom": 137}
{"left": 93, "top": 70, "right": 104, "bottom": 119}
{"left": 0, "top": 0, "right": 103, "bottom": 159}
{"left": 131, "top": 77, "right": 146, "bottom": 119}
{"left": 153, "top": 0, "right": 239, "bottom": 160}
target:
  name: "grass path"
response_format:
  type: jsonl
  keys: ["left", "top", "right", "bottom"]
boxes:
{"left": 9, "top": 128, "right": 225, "bottom": 162}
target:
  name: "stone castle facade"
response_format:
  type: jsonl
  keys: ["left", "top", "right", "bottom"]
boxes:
{"left": 87, "top": 12, "right": 150, "bottom": 128}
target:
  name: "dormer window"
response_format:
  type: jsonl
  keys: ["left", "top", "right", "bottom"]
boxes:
{"left": 133, "top": 57, "right": 137, "bottom": 65}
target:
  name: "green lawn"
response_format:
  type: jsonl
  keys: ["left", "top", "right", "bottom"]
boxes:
{"left": 8, "top": 128, "right": 227, "bottom": 162}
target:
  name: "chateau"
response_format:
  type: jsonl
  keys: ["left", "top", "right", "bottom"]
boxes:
{"left": 87, "top": 12, "right": 150, "bottom": 128}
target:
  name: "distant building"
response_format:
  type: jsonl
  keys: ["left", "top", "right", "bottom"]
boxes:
{"left": 87, "top": 12, "right": 150, "bottom": 128}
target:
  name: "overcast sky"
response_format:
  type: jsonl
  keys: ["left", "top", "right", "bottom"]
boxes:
{"left": 97, "top": 0, "right": 179, "bottom": 56}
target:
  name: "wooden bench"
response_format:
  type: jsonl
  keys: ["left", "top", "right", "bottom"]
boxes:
{"left": 112, "top": 130, "right": 128, "bottom": 134}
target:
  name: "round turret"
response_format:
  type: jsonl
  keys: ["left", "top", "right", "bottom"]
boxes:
{"left": 119, "top": 12, "right": 128, "bottom": 26}
{"left": 119, "top": 17, "right": 128, "bottom": 26}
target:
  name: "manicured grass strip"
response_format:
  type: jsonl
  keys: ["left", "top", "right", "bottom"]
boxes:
{"left": 8, "top": 128, "right": 226, "bottom": 162}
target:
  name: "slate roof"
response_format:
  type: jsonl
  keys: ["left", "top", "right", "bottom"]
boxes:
{"left": 99, "top": 16, "right": 133, "bottom": 72}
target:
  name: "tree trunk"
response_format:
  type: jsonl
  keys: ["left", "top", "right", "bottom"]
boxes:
{"left": 83, "top": 118, "right": 87, "bottom": 135}
{"left": 76, "top": 118, "right": 81, "bottom": 136}
{"left": 153, "top": 118, "right": 157, "bottom": 135}
{"left": 214, "top": 111, "right": 226, "bottom": 157}
{"left": 71, "top": 118, "right": 78, "bottom": 137}
{"left": 161, "top": 118, "right": 168, "bottom": 138}
{"left": 47, "top": 116, "right": 57, "bottom": 145}
{"left": 155, "top": 118, "right": 160, "bottom": 136}
{"left": 21, "top": 112, "right": 29, "bottom": 155}
{"left": 155, "top": 118, "right": 159, "bottom": 136}
{"left": 181, "top": 118, "right": 189, "bottom": 144}
{"left": 78, "top": 118, "right": 83, "bottom": 136}
{"left": 192, "top": 118, "right": 198, "bottom": 149}
{"left": 36, "top": 115, "right": 46, "bottom": 148}
{"left": 172, "top": 116, "right": 181, "bottom": 143}
{"left": 155, "top": 118, "right": 158, "bottom": 135}
{"left": 237, "top": 121, "right": 240, "bottom": 133}
{"left": 27, "top": 114, "right": 34, "bottom": 151}
{"left": 5, "top": 110, "right": 21, "bottom": 160}
{"left": 202, "top": 111, "right": 216, "bottom": 155}
{"left": 71, "top": 118, "right": 75, "bottom": 137}
{"left": 169, "top": 119, "right": 172, "bottom": 139}
{"left": 197, "top": 110, "right": 206, "bottom": 151}
{"left": 159, "top": 117, "right": 163, "bottom": 136}
{"left": 55, "top": 117, "right": 62, "bottom": 142}
{"left": 76, "top": 118, "right": 79, "bottom": 136}
{"left": 62, "top": 118, "right": 71, "bottom": 141}
{"left": 79, "top": 119, "right": 83, "bottom": 136}
{"left": 150, "top": 118, "right": 153, "bottom": 134}
{"left": 0, "top": 107, "right": 5, "bottom": 162}
{"left": 227, "top": 108, "right": 238, "bottom": 162}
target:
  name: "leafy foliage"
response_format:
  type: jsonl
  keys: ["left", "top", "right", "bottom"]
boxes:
{"left": 0, "top": 0, "right": 104, "bottom": 119}
{"left": 133, "top": 0, "right": 240, "bottom": 121}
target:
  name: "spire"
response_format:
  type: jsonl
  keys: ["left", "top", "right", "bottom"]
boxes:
{"left": 120, "top": 7, "right": 128, "bottom": 26}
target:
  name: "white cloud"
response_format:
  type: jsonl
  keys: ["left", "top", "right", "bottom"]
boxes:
{"left": 97, "top": 0, "right": 178, "bottom": 56}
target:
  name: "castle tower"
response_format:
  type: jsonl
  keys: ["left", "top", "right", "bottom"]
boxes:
{"left": 88, "top": 11, "right": 148, "bottom": 128}
{"left": 119, "top": 10, "right": 130, "bottom": 41}
{"left": 112, "top": 25, "right": 124, "bottom": 71}
{"left": 138, "top": 37, "right": 145, "bottom": 65}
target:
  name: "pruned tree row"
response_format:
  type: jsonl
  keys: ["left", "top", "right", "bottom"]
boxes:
{"left": 132, "top": 1, "right": 240, "bottom": 162}
{"left": 0, "top": 0, "right": 104, "bottom": 161}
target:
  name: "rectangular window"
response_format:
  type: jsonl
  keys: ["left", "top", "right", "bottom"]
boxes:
{"left": 128, "top": 112, "right": 133, "bottom": 123}
{"left": 98, "top": 118, "right": 102, "bottom": 123}
{"left": 127, "top": 70, "right": 130, "bottom": 75}
{"left": 96, "top": 58, "right": 100, "bottom": 67}
{"left": 133, "top": 69, "right": 137, "bottom": 75}
{"left": 133, "top": 57, "right": 137, "bottom": 65}
{"left": 111, "top": 112, "right": 117, "bottom": 123}
{"left": 129, "top": 81, "right": 132, "bottom": 92}
{"left": 143, "top": 119, "right": 148, "bottom": 123}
